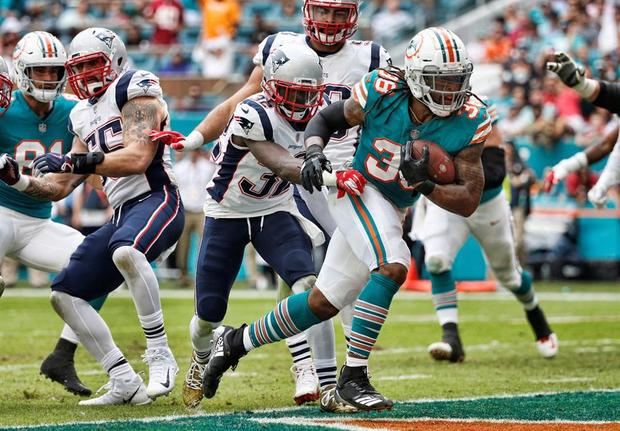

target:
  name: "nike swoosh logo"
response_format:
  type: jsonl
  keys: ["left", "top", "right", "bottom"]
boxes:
{"left": 240, "top": 105, "right": 249, "bottom": 114}
{"left": 161, "top": 371, "right": 171, "bottom": 388}
{"left": 123, "top": 386, "right": 141, "bottom": 403}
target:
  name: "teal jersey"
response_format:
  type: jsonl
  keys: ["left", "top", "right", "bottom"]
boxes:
{"left": 0, "top": 91, "right": 77, "bottom": 218}
{"left": 351, "top": 69, "right": 492, "bottom": 208}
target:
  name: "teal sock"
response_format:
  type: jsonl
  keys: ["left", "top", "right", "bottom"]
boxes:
{"left": 249, "top": 290, "right": 321, "bottom": 348}
{"left": 348, "top": 273, "right": 400, "bottom": 360}
{"left": 512, "top": 270, "right": 538, "bottom": 310}
{"left": 89, "top": 294, "right": 108, "bottom": 312}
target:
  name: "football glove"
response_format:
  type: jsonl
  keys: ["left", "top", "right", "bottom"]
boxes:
{"left": 399, "top": 140, "right": 430, "bottom": 186}
{"left": 0, "top": 153, "right": 21, "bottom": 186}
{"left": 149, "top": 130, "right": 204, "bottom": 151}
{"left": 542, "top": 152, "right": 588, "bottom": 193}
{"left": 587, "top": 185, "right": 608, "bottom": 208}
{"left": 33, "top": 152, "right": 104, "bottom": 175}
{"left": 335, "top": 169, "right": 366, "bottom": 198}
{"left": 546, "top": 52, "right": 586, "bottom": 88}
{"left": 301, "top": 145, "right": 332, "bottom": 193}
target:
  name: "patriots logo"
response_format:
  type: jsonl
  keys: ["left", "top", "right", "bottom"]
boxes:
{"left": 270, "top": 50, "right": 290, "bottom": 74}
{"left": 96, "top": 32, "right": 115, "bottom": 49}
{"left": 137, "top": 78, "right": 158, "bottom": 94}
{"left": 233, "top": 115, "right": 254, "bottom": 135}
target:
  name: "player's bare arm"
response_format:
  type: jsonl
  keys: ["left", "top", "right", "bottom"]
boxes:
{"left": 234, "top": 135, "right": 303, "bottom": 184}
{"left": 586, "top": 125, "right": 618, "bottom": 163}
{"left": 94, "top": 96, "right": 163, "bottom": 177}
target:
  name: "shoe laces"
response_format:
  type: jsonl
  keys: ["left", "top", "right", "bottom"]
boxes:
{"left": 185, "top": 355, "right": 207, "bottom": 390}
{"left": 348, "top": 370, "right": 379, "bottom": 395}
{"left": 142, "top": 348, "right": 174, "bottom": 376}
{"left": 291, "top": 363, "right": 317, "bottom": 386}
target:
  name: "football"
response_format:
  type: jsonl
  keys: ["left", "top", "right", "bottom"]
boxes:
{"left": 410, "top": 139, "right": 456, "bottom": 185}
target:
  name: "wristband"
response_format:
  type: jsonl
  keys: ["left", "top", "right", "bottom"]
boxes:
{"left": 415, "top": 180, "right": 436, "bottom": 196}
{"left": 185, "top": 130, "right": 205, "bottom": 150}
{"left": 11, "top": 174, "right": 30, "bottom": 192}
{"left": 573, "top": 78, "right": 598, "bottom": 99}
{"left": 322, "top": 171, "right": 337, "bottom": 186}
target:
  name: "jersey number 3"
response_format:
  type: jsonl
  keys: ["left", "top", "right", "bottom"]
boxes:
{"left": 365, "top": 138, "right": 400, "bottom": 182}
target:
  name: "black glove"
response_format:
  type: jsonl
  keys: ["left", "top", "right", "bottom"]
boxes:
{"left": 400, "top": 141, "right": 430, "bottom": 186}
{"left": 33, "top": 152, "right": 104, "bottom": 175}
{"left": 301, "top": 144, "right": 332, "bottom": 193}
{"left": 546, "top": 52, "right": 586, "bottom": 88}
{"left": 0, "top": 153, "right": 21, "bottom": 186}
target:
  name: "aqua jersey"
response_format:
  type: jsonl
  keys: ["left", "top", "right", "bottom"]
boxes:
{"left": 0, "top": 91, "right": 76, "bottom": 218}
{"left": 350, "top": 69, "right": 492, "bottom": 208}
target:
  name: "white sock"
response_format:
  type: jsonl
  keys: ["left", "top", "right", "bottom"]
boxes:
{"left": 286, "top": 332, "right": 313, "bottom": 366}
{"left": 140, "top": 310, "right": 168, "bottom": 349}
{"left": 242, "top": 326, "right": 255, "bottom": 352}
{"left": 60, "top": 324, "right": 79, "bottom": 345}
{"left": 101, "top": 348, "right": 135, "bottom": 380}
{"left": 437, "top": 308, "right": 458, "bottom": 326}
{"left": 345, "top": 355, "right": 368, "bottom": 368}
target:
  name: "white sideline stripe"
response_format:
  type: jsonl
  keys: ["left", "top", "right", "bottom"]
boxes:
{"left": 390, "top": 314, "right": 620, "bottom": 324}
{"left": 4, "top": 288, "right": 620, "bottom": 302}
{"left": 530, "top": 377, "right": 596, "bottom": 384}
{"left": 6, "top": 389, "right": 620, "bottom": 430}
{"left": 375, "top": 374, "right": 431, "bottom": 381}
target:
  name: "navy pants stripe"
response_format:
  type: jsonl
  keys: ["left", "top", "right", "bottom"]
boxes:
{"left": 51, "top": 185, "right": 185, "bottom": 301}
{"left": 195, "top": 211, "right": 314, "bottom": 322}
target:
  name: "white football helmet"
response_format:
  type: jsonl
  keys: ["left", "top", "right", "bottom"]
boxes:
{"left": 65, "top": 27, "right": 127, "bottom": 99}
{"left": 0, "top": 56, "right": 11, "bottom": 115}
{"left": 303, "top": 0, "right": 359, "bottom": 46}
{"left": 262, "top": 44, "right": 325, "bottom": 123}
{"left": 12, "top": 31, "right": 66, "bottom": 103}
{"left": 404, "top": 27, "right": 473, "bottom": 117}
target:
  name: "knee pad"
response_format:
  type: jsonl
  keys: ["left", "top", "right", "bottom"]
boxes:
{"left": 425, "top": 254, "right": 452, "bottom": 274}
{"left": 50, "top": 290, "right": 71, "bottom": 317}
{"left": 291, "top": 275, "right": 316, "bottom": 294}
{"left": 196, "top": 293, "right": 229, "bottom": 323}
{"left": 495, "top": 265, "right": 521, "bottom": 290}
{"left": 277, "top": 282, "right": 293, "bottom": 302}
{"left": 190, "top": 315, "right": 220, "bottom": 352}
{"left": 111, "top": 246, "right": 138, "bottom": 273}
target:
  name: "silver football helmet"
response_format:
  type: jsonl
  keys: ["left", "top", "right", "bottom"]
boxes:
{"left": 404, "top": 27, "right": 473, "bottom": 117}
{"left": 12, "top": 31, "right": 66, "bottom": 103}
{"left": 262, "top": 43, "right": 325, "bottom": 123}
{"left": 65, "top": 27, "right": 127, "bottom": 99}
{"left": 0, "top": 57, "right": 11, "bottom": 115}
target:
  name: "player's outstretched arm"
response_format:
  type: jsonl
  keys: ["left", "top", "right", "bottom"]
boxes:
{"left": 424, "top": 143, "right": 484, "bottom": 217}
{"left": 93, "top": 96, "right": 164, "bottom": 177}
{"left": 235, "top": 135, "right": 303, "bottom": 184}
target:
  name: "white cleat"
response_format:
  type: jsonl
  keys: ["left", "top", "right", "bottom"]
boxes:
{"left": 291, "top": 363, "right": 320, "bottom": 405}
{"left": 536, "top": 333, "right": 559, "bottom": 358}
{"left": 143, "top": 346, "right": 178, "bottom": 398}
{"left": 78, "top": 374, "right": 151, "bottom": 406}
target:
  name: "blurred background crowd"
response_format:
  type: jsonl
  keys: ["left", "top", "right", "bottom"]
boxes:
{"left": 0, "top": 0, "right": 618, "bottom": 287}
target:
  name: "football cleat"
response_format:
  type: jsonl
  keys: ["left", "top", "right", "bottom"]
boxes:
{"left": 320, "top": 384, "right": 359, "bottom": 413}
{"left": 203, "top": 325, "right": 247, "bottom": 399}
{"left": 40, "top": 348, "right": 92, "bottom": 396}
{"left": 182, "top": 351, "right": 208, "bottom": 408}
{"left": 78, "top": 374, "right": 151, "bottom": 406}
{"left": 290, "top": 363, "right": 320, "bottom": 405}
{"left": 142, "top": 346, "right": 178, "bottom": 399}
{"left": 335, "top": 365, "right": 393, "bottom": 412}
{"left": 428, "top": 322, "right": 465, "bottom": 363}
{"left": 536, "top": 333, "right": 559, "bottom": 359}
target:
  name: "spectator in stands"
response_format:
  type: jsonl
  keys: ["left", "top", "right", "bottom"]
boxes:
{"left": 0, "top": 15, "right": 22, "bottom": 73}
{"left": 174, "top": 83, "right": 214, "bottom": 111}
{"left": 371, "top": 0, "right": 416, "bottom": 48}
{"left": 250, "top": 12, "right": 275, "bottom": 45}
{"left": 542, "top": 74, "right": 585, "bottom": 133}
{"left": 271, "top": 0, "right": 302, "bottom": 33}
{"left": 124, "top": 24, "right": 145, "bottom": 48}
{"left": 484, "top": 17, "right": 512, "bottom": 63}
{"left": 101, "top": 0, "right": 132, "bottom": 32}
{"left": 197, "top": 0, "right": 240, "bottom": 79}
{"left": 173, "top": 150, "right": 213, "bottom": 287}
{"left": 56, "top": 0, "right": 96, "bottom": 38}
{"left": 575, "top": 108, "right": 613, "bottom": 148}
{"left": 159, "top": 49, "right": 193, "bottom": 75}
{"left": 145, "top": 0, "right": 185, "bottom": 46}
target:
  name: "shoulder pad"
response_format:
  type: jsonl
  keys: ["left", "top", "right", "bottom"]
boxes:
{"left": 253, "top": 32, "right": 302, "bottom": 67}
{"left": 115, "top": 69, "right": 163, "bottom": 111}
{"left": 229, "top": 97, "right": 274, "bottom": 142}
{"left": 352, "top": 68, "right": 406, "bottom": 111}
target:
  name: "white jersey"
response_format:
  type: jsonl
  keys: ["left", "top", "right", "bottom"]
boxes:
{"left": 253, "top": 32, "right": 391, "bottom": 169}
{"left": 69, "top": 69, "right": 175, "bottom": 209}
{"left": 204, "top": 93, "right": 314, "bottom": 218}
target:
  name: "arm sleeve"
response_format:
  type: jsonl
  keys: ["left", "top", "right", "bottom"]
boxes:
{"left": 304, "top": 100, "right": 350, "bottom": 145}
{"left": 593, "top": 81, "right": 620, "bottom": 114}
{"left": 481, "top": 146, "right": 506, "bottom": 190}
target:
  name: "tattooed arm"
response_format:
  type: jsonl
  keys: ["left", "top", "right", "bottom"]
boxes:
{"left": 94, "top": 96, "right": 164, "bottom": 177}
{"left": 424, "top": 143, "right": 484, "bottom": 217}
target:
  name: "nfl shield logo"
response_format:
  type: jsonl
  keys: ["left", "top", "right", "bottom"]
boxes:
{"left": 39, "top": 123, "right": 47, "bottom": 133}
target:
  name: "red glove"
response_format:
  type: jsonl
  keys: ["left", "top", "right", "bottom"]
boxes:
{"left": 542, "top": 169, "right": 556, "bottom": 193}
{"left": 148, "top": 130, "right": 186, "bottom": 150}
{"left": 335, "top": 169, "right": 366, "bottom": 198}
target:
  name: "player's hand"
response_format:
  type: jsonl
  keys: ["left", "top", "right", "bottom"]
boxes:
{"left": 587, "top": 185, "right": 608, "bottom": 208}
{"left": 399, "top": 140, "right": 429, "bottom": 186}
{"left": 301, "top": 145, "right": 332, "bottom": 193}
{"left": 0, "top": 153, "right": 21, "bottom": 186}
{"left": 149, "top": 130, "right": 187, "bottom": 150}
{"left": 335, "top": 169, "right": 366, "bottom": 198}
{"left": 32, "top": 153, "right": 73, "bottom": 174}
{"left": 542, "top": 152, "right": 588, "bottom": 193}
{"left": 546, "top": 52, "right": 586, "bottom": 88}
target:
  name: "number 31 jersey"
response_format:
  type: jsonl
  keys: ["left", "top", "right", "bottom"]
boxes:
{"left": 0, "top": 91, "right": 76, "bottom": 219}
{"left": 204, "top": 93, "right": 318, "bottom": 218}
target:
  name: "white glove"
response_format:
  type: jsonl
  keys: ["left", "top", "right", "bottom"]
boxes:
{"left": 587, "top": 185, "right": 608, "bottom": 208}
{"left": 553, "top": 152, "right": 588, "bottom": 182}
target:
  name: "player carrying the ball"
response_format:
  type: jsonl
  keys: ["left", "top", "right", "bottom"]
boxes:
{"left": 202, "top": 27, "right": 490, "bottom": 412}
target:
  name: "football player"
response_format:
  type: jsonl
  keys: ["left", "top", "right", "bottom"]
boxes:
{"left": 0, "top": 32, "right": 110, "bottom": 397}
{"left": 0, "top": 28, "right": 184, "bottom": 405}
{"left": 158, "top": 0, "right": 390, "bottom": 411}
{"left": 152, "top": 43, "right": 365, "bottom": 408}
{"left": 545, "top": 52, "right": 620, "bottom": 206}
{"left": 200, "top": 27, "right": 489, "bottom": 411}
{"left": 420, "top": 103, "right": 558, "bottom": 363}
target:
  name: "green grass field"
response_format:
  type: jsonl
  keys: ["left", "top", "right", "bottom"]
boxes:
{"left": 0, "top": 281, "right": 619, "bottom": 429}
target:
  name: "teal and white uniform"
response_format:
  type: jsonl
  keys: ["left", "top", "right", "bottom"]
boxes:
{"left": 315, "top": 69, "right": 491, "bottom": 309}
{"left": 0, "top": 91, "right": 85, "bottom": 272}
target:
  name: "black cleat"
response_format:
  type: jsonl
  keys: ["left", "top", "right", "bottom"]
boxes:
{"left": 40, "top": 339, "right": 92, "bottom": 397}
{"left": 334, "top": 365, "right": 393, "bottom": 411}
{"left": 428, "top": 322, "right": 465, "bottom": 363}
{"left": 202, "top": 325, "right": 247, "bottom": 399}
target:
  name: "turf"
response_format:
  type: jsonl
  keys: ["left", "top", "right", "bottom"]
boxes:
{"left": 0, "top": 281, "right": 618, "bottom": 427}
